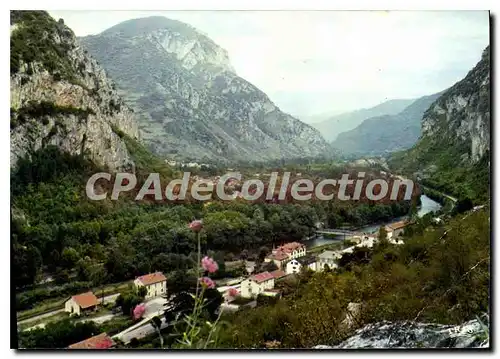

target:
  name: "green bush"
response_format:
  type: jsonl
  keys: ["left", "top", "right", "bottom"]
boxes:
{"left": 10, "top": 11, "right": 77, "bottom": 83}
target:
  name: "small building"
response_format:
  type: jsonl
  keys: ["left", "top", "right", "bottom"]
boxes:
{"left": 65, "top": 291, "right": 99, "bottom": 316}
{"left": 68, "top": 332, "right": 116, "bottom": 349}
{"left": 317, "top": 250, "right": 341, "bottom": 271}
{"left": 386, "top": 221, "right": 409, "bottom": 238}
{"left": 265, "top": 242, "right": 307, "bottom": 269}
{"left": 286, "top": 256, "right": 317, "bottom": 274}
{"left": 240, "top": 271, "right": 275, "bottom": 298}
{"left": 384, "top": 226, "right": 394, "bottom": 239}
{"left": 134, "top": 272, "right": 167, "bottom": 300}
{"left": 264, "top": 250, "right": 289, "bottom": 269}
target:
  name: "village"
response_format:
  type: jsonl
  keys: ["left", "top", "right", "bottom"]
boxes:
{"left": 18, "top": 219, "right": 411, "bottom": 349}
{"left": 219, "top": 220, "right": 407, "bottom": 304}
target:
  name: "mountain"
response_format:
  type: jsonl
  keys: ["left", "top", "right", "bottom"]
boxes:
{"left": 10, "top": 11, "right": 140, "bottom": 171}
{"left": 311, "top": 99, "right": 416, "bottom": 142}
{"left": 331, "top": 92, "right": 441, "bottom": 156}
{"left": 390, "top": 46, "right": 490, "bottom": 202}
{"left": 79, "top": 17, "right": 330, "bottom": 163}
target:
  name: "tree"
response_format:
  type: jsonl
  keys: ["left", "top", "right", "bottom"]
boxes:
{"left": 116, "top": 287, "right": 144, "bottom": 316}
{"left": 263, "top": 261, "right": 278, "bottom": 272}
{"left": 90, "top": 266, "right": 107, "bottom": 304}
{"left": 61, "top": 247, "right": 80, "bottom": 269}
{"left": 455, "top": 197, "right": 473, "bottom": 214}
{"left": 408, "top": 199, "right": 419, "bottom": 221}
{"left": 258, "top": 246, "right": 270, "bottom": 262}
{"left": 12, "top": 242, "right": 42, "bottom": 287}
{"left": 18, "top": 318, "right": 100, "bottom": 349}
{"left": 240, "top": 249, "right": 249, "bottom": 260}
{"left": 378, "top": 226, "right": 388, "bottom": 242}
{"left": 150, "top": 315, "right": 164, "bottom": 348}
{"left": 137, "top": 286, "right": 147, "bottom": 298}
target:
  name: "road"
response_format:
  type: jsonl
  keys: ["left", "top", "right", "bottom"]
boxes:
{"left": 18, "top": 293, "right": 121, "bottom": 328}
{"left": 119, "top": 317, "right": 169, "bottom": 344}
{"left": 21, "top": 295, "right": 167, "bottom": 332}
{"left": 23, "top": 313, "right": 120, "bottom": 332}
{"left": 113, "top": 297, "right": 169, "bottom": 344}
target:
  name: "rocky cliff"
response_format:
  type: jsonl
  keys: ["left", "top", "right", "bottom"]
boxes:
{"left": 79, "top": 16, "right": 330, "bottom": 163}
{"left": 389, "top": 46, "right": 490, "bottom": 201}
{"left": 314, "top": 315, "right": 489, "bottom": 349}
{"left": 420, "top": 46, "right": 490, "bottom": 164}
{"left": 332, "top": 93, "right": 441, "bottom": 156}
{"left": 10, "top": 11, "right": 140, "bottom": 171}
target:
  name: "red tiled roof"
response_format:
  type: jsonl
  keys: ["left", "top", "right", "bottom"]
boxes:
{"left": 136, "top": 272, "right": 167, "bottom": 286}
{"left": 251, "top": 271, "right": 274, "bottom": 283}
{"left": 71, "top": 292, "right": 99, "bottom": 309}
{"left": 270, "top": 270, "right": 287, "bottom": 279}
{"left": 277, "top": 242, "right": 305, "bottom": 254}
{"left": 68, "top": 333, "right": 115, "bottom": 349}
{"left": 267, "top": 250, "right": 289, "bottom": 261}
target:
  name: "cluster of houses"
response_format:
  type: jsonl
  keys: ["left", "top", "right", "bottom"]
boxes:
{"left": 64, "top": 272, "right": 168, "bottom": 317}
{"left": 238, "top": 220, "right": 410, "bottom": 299}
{"left": 64, "top": 220, "right": 412, "bottom": 347}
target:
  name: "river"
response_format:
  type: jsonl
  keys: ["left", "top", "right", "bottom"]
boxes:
{"left": 304, "top": 194, "right": 442, "bottom": 249}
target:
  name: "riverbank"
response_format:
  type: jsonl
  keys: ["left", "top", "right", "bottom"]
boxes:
{"left": 304, "top": 194, "right": 442, "bottom": 250}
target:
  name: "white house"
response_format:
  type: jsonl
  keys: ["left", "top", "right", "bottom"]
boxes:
{"left": 134, "top": 272, "right": 167, "bottom": 299}
{"left": 240, "top": 272, "right": 275, "bottom": 298}
{"left": 385, "top": 221, "right": 409, "bottom": 238}
{"left": 286, "top": 256, "right": 317, "bottom": 274}
{"left": 317, "top": 250, "right": 341, "bottom": 271}
{"left": 65, "top": 291, "right": 99, "bottom": 316}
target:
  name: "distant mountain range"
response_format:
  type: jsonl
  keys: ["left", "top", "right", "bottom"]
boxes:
{"left": 311, "top": 99, "right": 415, "bottom": 142}
{"left": 79, "top": 16, "right": 331, "bottom": 163}
{"left": 331, "top": 93, "right": 442, "bottom": 156}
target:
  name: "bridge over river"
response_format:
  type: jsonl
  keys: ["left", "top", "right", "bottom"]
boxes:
{"left": 314, "top": 228, "right": 364, "bottom": 237}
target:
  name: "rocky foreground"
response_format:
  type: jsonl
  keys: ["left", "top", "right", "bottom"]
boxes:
{"left": 314, "top": 315, "right": 489, "bottom": 349}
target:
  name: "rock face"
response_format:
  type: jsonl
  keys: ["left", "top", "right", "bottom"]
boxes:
{"left": 420, "top": 46, "right": 490, "bottom": 164}
{"left": 79, "top": 16, "right": 330, "bottom": 162}
{"left": 312, "top": 99, "right": 415, "bottom": 142}
{"left": 332, "top": 93, "right": 441, "bottom": 156}
{"left": 10, "top": 11, "right": 140, "bottom": 171}
{"left": 389, "top": 46, "right": 490, "bottom": 201}
{"left": 314, "top": 316, "right": 489, "bottom": 349}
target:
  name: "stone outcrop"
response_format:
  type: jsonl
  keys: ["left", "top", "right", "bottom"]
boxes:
{"left": 10, "top": 11, "right": 139, "bottom": 171}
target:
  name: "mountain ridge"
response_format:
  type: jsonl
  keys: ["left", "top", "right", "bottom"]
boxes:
{"left": 79, "top": 16, "right": 331, "bottom": 163}
{"left": 311, "top": 98, "right": 416, "bottom": 142}
{"left": 331, "top": 92, "right": 442, "bottom": 155}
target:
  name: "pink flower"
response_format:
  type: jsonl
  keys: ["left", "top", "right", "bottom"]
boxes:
{"left": 228, "top": 287, "right": 239, "bottom": 297}
{"left": 189, "top": 220, "right": 203, "bottom": 232}
{"left": 201, "top": 256, "right": 219, "bottom": 273}
{"left": 133, "top": 303, "right": 146, "bottom": 320}
{"left": 199, "top": 276, "right": 215, "bottom": 289}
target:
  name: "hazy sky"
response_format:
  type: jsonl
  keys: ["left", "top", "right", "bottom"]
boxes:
{"left": 49, "top": 10, "right": 490, "bottom": 122}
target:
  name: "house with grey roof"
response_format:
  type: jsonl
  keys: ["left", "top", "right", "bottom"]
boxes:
{"left": 317, "top": 250, "right": 342, "bottom": 271}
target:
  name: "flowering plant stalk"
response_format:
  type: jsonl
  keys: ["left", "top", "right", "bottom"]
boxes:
{"left": 175, "top": 220, "right": 222, "bottom": 349}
